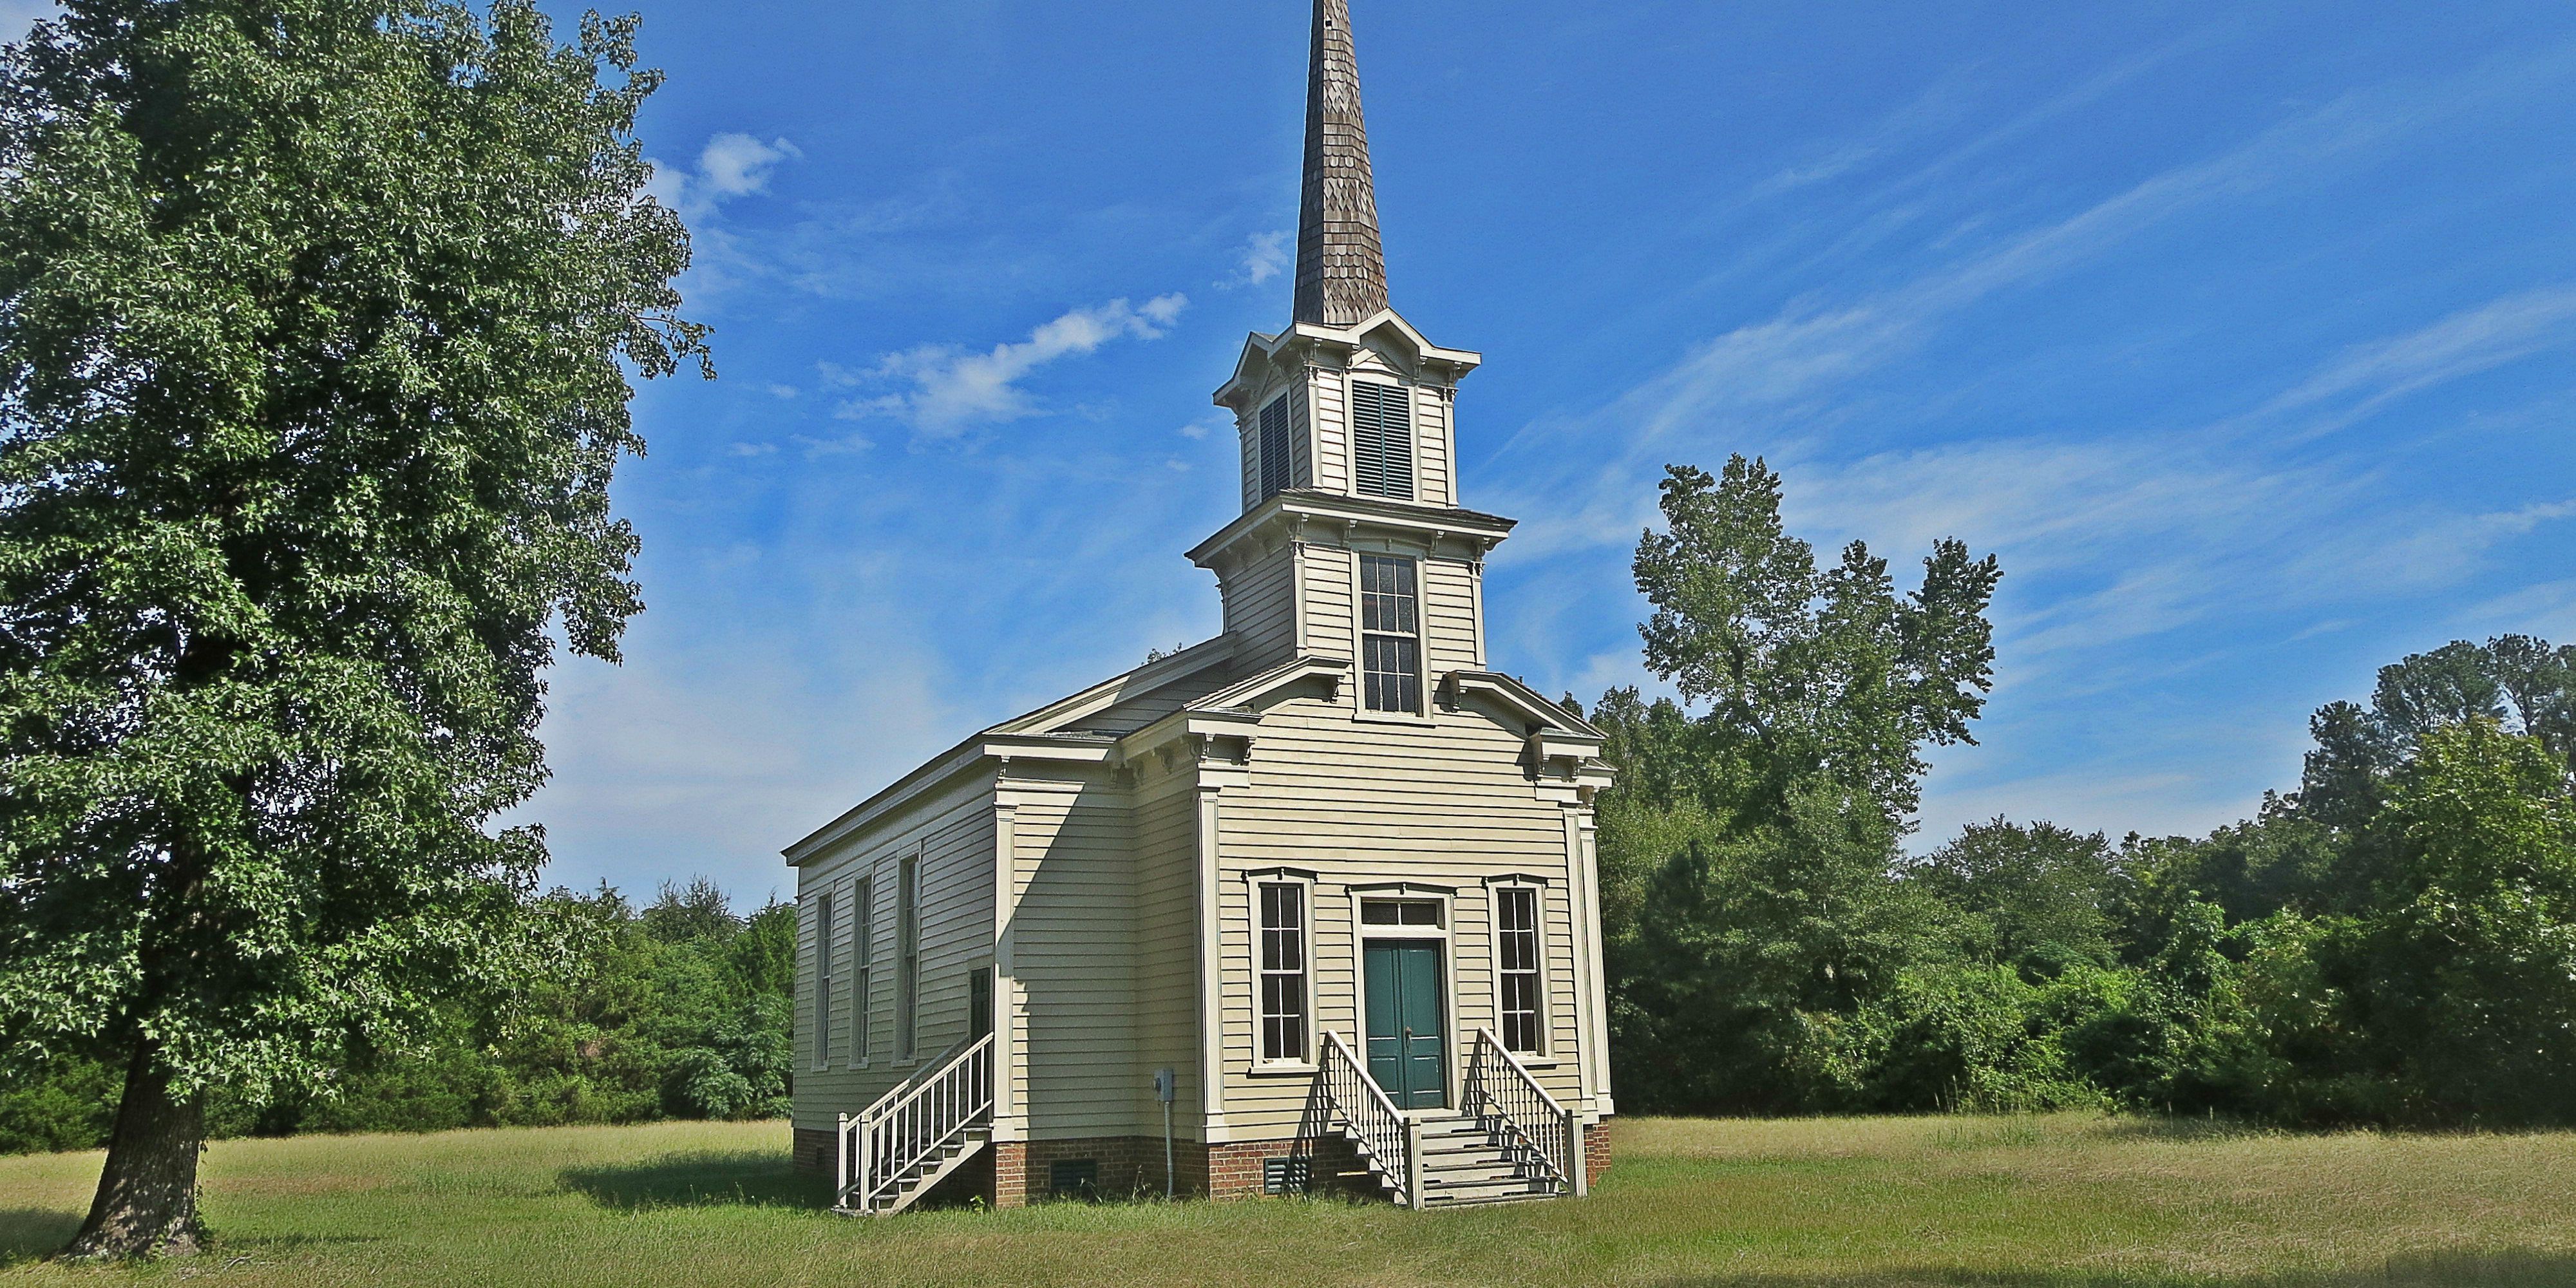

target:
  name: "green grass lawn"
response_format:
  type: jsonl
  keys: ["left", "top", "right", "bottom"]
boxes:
{"left": 2, "top": 1115, "right": 2573, "bottom": 1286}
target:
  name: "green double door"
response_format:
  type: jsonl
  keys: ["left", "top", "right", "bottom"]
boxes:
{"left": 1363, "top": 941, "right": 1447, "bottom": 1109}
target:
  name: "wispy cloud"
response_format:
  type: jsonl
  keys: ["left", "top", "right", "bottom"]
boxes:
{"left": 790, "top": 432, "right": 873, "bottom": 459}
{"left": 1490, "top": 45, "right": 2571, "bottom": 557}
{"left": 2260, "top": 284, "right": 2576, "bottom": 437}
{"left": 648, "top": 133, "right": 802, "bottom": 222}
{"left": 839, "top": 294, "right": 1189, "bottom": 436}
{"left": 1218, "top": 231, "right": 1291, "bottom": 289}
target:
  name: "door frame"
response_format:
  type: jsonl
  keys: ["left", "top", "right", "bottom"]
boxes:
{"left": 1344, "top": 882, "right": 1460, "bottom": 1116}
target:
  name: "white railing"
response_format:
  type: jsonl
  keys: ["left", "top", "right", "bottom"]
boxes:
{"left": 837, "top": 1031, "right": 994, "bottom": 1215}
{"left": 1320, "top": 1030, "right": 1417, "bottom": 1208}
{"left": 1464, "top": 1028, "right": 1583, "bottom": 1197}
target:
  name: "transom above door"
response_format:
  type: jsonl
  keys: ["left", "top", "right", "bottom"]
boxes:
{"left": 1360, "top": 898, "right": 1441, "bottom": 928}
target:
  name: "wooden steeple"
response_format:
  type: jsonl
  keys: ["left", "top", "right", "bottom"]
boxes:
{"left": 1293, "top": 0, "right": 1389, "bottom": 327}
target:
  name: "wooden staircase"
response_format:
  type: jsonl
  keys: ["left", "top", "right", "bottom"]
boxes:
{"left": 1318, "top": 1028, "right": 1585, "bottom": 1209}
{"left": 846, "top": 1125, "right": 989, "bottom": 1215}
{"left": 835, "top": 1032, "right": 994, "bottom": 1218}
{"left": 1403, "top": 1114, "right": 1566, "bottom": 1208}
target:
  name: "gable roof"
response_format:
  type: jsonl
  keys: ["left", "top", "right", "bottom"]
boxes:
{"left": 987, "top": 635, "right": 1236, "bottom": 735}
{"left": 782, "top": 645, "right": 1602, "bottom": 867}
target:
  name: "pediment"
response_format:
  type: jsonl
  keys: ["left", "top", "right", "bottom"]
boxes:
{"left": 1213, "top": 308, "right": 1481, "bottom": 412}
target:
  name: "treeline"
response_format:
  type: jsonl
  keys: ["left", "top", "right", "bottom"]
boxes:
{"left": 0, "top": 881, "right": 795, "bottom": 1155}
{"left": 1596, "top": 459, "right": 2576, "bottom": 1126}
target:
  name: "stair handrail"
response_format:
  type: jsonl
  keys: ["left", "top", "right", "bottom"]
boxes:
{"left": 854, "top": 1030, "right": 978, "bottom": 1124}
{"left": 1465, "top": 1027, "right": 1580, "bottom": 1196}
{"left": 1319, "top": 1030, "right": 1415, "bottom": 1207}
{"left": 837, "top": 1030, "right": 994, "bottom": 1213}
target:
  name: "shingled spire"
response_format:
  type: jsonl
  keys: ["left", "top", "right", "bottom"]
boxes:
{"left": 1293, "top": 0, "right": 1389, "bottom": 327}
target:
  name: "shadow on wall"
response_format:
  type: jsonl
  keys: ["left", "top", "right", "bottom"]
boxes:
{"left": 0, "top": 1209, "right": 78, "bottom": 1265}
{"left": 1648, "top": 1251, "right": 2576, "bottom": 1287}
{"left": 560, "top": 1151, "right": 828, "bottom": 1213}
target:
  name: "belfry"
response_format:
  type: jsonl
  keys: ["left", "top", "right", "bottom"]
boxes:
{"left": 789, "top": 0, "right": 1615, "bottom": 1213}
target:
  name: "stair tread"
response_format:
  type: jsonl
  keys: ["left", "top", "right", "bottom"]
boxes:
{"left": 1422, "top": 1185, "right": 1556, "bottom": 1206}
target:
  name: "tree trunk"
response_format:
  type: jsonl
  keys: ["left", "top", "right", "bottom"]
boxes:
{"left": 65, "top": 1041, "right": 205, "bottom": 1260}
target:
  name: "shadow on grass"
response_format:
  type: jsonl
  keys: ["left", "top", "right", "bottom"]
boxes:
{"left": 0, "top": 1209, "right": 79, "bottom": 1265}
{"left": 560, "top": 1151, "right": 829, "bottom": 1213}
{"left": 1653, "top": 1249, "right": 2576, "bottom": 1287}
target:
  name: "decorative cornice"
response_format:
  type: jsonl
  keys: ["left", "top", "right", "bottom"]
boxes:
{"left": 1189, "top": 489, "right": 1514, "bottom": 570}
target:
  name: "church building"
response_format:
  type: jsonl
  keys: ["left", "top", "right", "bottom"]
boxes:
{"left": 788, "top": 0, "right": 1615, "bottom": 1213}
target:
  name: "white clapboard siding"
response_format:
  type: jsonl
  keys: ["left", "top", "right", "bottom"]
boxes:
{"left": 1413, "top": 383, "right": 1453, "bottom": 508}
{"left": 1009, "top": 774, "right": 1140, "bottom": 1136}
{"left": 1301, "top": 545, "right": 1356, "bottom": 661}
{"left": 1236, "top": 407, "right": 1261, "bottom": 512}
{"left": 1421, "top": 556, "right": 1482, "bottom": 675}
{"left": 1212, "top": 697, "right": 1589, "bottom": 1133}
{"left": 1219, "top": 551, "right": 1300, "bottom": 674}
{"left": 1307, "top": 370, "right": 1349, "bottom": 495}
{"left": 792, "top": 777, "right": 998, "bottom": 1137}
{"left": 1289, "top": 383, "right": 1314, "bottom": 492}
{"left": 1132, "top": 782, "right": 1204, "bottom": 1128}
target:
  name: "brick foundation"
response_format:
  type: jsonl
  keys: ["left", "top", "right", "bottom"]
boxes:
{"left": 793, "top": 1126, "right": 834, "bottom": 1174}
{"left": 1584, "top": 1117, "right": 1613, "bottom": 1188}
{"left": 795, "top": 1124, "right": 1500, "bottom": 1206}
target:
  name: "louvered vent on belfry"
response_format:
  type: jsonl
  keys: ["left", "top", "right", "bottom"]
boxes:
{"left": 1260, "top": 395, "right": 1293, "bottom": 498}
{"left": 1350, "top": 381, "right": 1414, "bottom": 501}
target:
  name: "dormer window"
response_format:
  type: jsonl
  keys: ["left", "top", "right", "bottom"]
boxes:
{"left": 1258, "top": 395, "right": 1293, "bottom": 499}
{"left": 1359, "top": 554, "right": 1422, "bottom": 714}
{"left": 1351, "top": 381, "right": 1414, "bottom": 501}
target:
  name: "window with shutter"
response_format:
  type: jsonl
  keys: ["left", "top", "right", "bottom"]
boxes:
{"left": 1350, "top": 381, "right": 1414, "bottom": 500}
{"left": 1258, "top": 395, "right": 1292, "bottom": 499}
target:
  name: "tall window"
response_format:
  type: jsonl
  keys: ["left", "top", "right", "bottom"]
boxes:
{"left": 1497, "top": 887, "right": 1544, "bottom": 1055}
{"left": 814, "top": 893, "right": 835, "bottom": 1066}
{"left": 1257, "top": 884, "right": 1308, "bottom": 1063}
{"left": 897, "top": 857, "right": 920, "bottom": 1061}
{"left": 851, "top": 878, "right": 873, "bottom": 1064}
{"left": 1359, "top": 554, "right": 1421, "bottom": 714}
{"left": 1258, "top": 395, "right": 1292, "bottom": 499}
{"left": 1350, "top": 381, "right": 1414, "bottom": 500}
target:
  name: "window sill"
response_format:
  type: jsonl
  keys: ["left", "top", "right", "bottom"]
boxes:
{"left": 1352, "top": 707, "right": 1436, "bottom": 726}
{"left": 1248, "top": 1061, "right": 1320, "bottom": 1077}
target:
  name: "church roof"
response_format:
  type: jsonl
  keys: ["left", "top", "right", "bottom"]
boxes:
{"left": 1293, "top": 0, "right": 1388, "bottom": 328}
{"left": 782, "top": 636, "right": 1601, "bottom": 866}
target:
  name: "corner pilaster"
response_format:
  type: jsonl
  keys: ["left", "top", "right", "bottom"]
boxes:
{"left": 1189, "top": 736, "right": 1253, "bottom": 1144}
{"left": 992, "top": 797, "right": 1021, "bottom": 1142}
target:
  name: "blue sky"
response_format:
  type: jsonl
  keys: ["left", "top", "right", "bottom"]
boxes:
{"left": 23, "top": 2, "right": 2576, "bottom": 905}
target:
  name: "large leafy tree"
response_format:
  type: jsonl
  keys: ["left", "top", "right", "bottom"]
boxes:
{"left": 1596, "top": 458, "right": 2001, "bottom": 1112}
{"left": 0, "top": 0, "right": 703, "bottom": 1257}
{"left": 2327, "top": 719, "right": 2576, "bottom": 1121}
{"left": 2298, "top": 635, "right": 2576, "bottom": 829}
{"left": 1622, "top": 457, "right": 2002, "bottom": 824}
